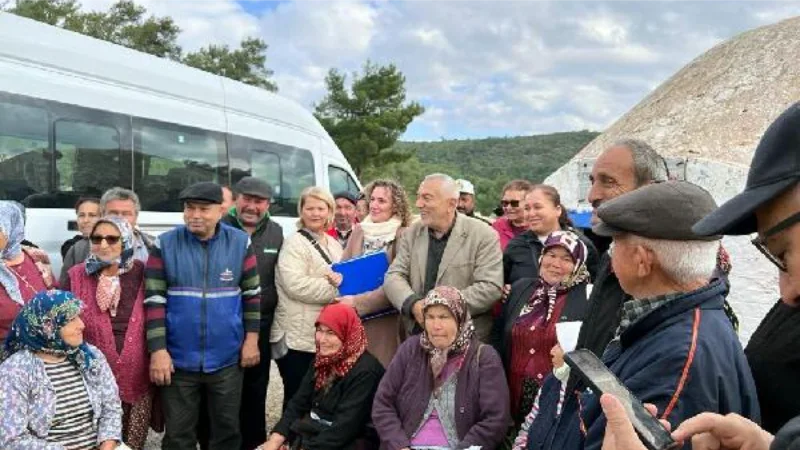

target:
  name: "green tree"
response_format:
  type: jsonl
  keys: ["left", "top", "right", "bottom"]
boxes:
{"left": 184, "top": 37, "right": 277, "bottom": 92}
{"left": 6, "top": 0, "right": 276, "bottom": 90}
{"left": 314, "top": 61, "right": 425, "bottom": 177}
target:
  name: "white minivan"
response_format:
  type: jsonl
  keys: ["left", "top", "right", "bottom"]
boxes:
{"left": 0, "top": 13, "right": 361, "bottom": 274}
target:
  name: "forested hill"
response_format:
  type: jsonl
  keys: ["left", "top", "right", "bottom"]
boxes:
{"left": 363, "top": 130, "right": 600, "bottom": 215}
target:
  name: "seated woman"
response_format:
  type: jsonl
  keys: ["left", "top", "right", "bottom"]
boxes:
{"left": 373, "top": 286, "right": 510, "bottom": 450}
{"left": 492, "top": 230, "right": 590, "bottom": 427}
{"left": 0, "top": 201, "right": 53, "bottom": 342}
{"left": 65, "top": 216, "right": 151, "bottom": 450}
{"left": 0, "top": 290, "right": 123, "bottom": 450}
{"left": 263, "top": 302, "right": 384, "bottom": 450}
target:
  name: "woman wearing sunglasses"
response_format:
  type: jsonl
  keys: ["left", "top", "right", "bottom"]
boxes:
{"left": 492, "top": 180, "right": 534, "bottom": 251}
{"left": 64, "top": 216, "right": 152, "bottom": 450}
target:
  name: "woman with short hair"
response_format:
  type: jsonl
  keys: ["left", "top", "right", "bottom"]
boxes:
{"left": 271, "top": 186, "right": 344, "bottom": 408}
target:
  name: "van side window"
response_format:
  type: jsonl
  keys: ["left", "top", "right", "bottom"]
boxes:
{"left": 0, "top": 101, "right": 49, "bottom": 202}
{"left": 55, "top": 120, "right": 121, "bottom": 198}
{"left": 328, "top": 165, "right": 359, "bottom": 195}
{"left": 228, "top": 134, "right": 315, "bottom": 217}
{"left": 133, "top": 120, "right": 227, "bottom": 212}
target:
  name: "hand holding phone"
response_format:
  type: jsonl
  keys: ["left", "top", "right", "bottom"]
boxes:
{"left": 565, "top": 349, "right": 679, "bottom": 450}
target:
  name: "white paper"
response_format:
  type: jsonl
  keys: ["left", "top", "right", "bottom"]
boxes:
{"left": 556, "top": 321, "right": 583, "bottom": 353}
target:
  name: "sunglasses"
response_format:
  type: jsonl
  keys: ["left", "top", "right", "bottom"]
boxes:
{"left": 751, "top": 211, "right": 800, "bottom": 272}
{"left": 90, "top": 235, "right": 121, "bottom": 245}
{"left": 501, "top": 200, "right": 520, "bottom": 208}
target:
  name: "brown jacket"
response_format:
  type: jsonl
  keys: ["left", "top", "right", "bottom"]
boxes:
{"left": 383, "top": 213, "right": 503, "bottom": 341}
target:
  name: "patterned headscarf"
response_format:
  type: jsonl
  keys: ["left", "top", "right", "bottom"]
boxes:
{"left": 522, "top": 230, "right": 590, "bottom": 321}
{"left": 1, "top": 290, "right": 96, "bottom": 370}
{"left": 313, "top": 303, "right": 368, "bottom": 391}
{"left": 419, "top": 286, "right": 475, "bottom": 383}
{"left": 85, "top": 216, "right": 135, "bottom": 318}
{"left": 0, "top": 201, "right": 26, "bottom": 304}
{"left": 85, "top": 216, "right": 135, "bottom": 276}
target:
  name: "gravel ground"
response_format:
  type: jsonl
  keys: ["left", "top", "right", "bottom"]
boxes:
{"left": 144, "top": 361, "right": 284, "bottom": 449}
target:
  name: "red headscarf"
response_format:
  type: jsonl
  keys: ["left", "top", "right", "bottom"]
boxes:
{"left": 313, "top": 303, "right": 368, "bottom": 390}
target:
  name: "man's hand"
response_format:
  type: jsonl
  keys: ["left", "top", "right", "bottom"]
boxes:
{"left": 150, "top": 350, "right": 174, "bottom": 386}
{"left": 412, "top": 300, "right": 425, "bottom": 325}
{"left": 672, "top": 413, "right": 773, "bottom": 450}
{"left": 241, "top": 333, "right": 261, "bottom": 368}
{"left": 335, "top": 295, "right": 356, "bottom": 307}
{"left": 501, "top": 284, "right": 511, "bottom": 301}
{"left": 600, "top": 394, "right": 670, "bottom": 450}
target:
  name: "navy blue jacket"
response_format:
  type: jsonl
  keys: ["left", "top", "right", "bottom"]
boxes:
{"left": 527, "top": 280, "right": 760, "bottom": 450}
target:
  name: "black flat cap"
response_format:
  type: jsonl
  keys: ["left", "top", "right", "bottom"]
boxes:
{"left": 334, "top": 191, "right": 358, "bottom": 205}
{"left": 234, "top": 177, "right": 272, "bottom": 200}
{"left": 694, "top": 103, "right": 800, "bottom": 236}
{"left": 179, "top": 181, "right": 223, "bottom": 204}
{"left": 593, "top": 181, "right": 720, "bottom": 241}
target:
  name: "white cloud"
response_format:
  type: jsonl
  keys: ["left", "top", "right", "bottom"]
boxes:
{"left": 75, "top": 0, "right": 800, "bottom": 140}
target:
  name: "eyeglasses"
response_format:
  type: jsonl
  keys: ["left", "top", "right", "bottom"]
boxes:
{"left": 501, "top": 200, "right": 520, "bottom": 208}
{"left": 90, "top": 235, "right": 121, "bottom": 245}
{"left": 751, "top": 211, "right": 800, "bottom": 272}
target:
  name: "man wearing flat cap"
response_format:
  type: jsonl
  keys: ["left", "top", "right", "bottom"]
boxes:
{"left": 522, "top": 181, "right": 759, "bottom": 450}
{"left": 221, "top": 177, "right": 284, "bottom": 449}
{"left": 572, "top": 181, "right": 759, "bottom": 450}
{"left": 328, "top": 191, "right": 359, "bottom": 248}
{"left": 144, "top": 181, "right": 262, "bottom": 449}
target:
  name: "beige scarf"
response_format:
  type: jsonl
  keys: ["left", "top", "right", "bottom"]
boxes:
{"left": 360, "top": 217, "right": 402, "bottom": 254}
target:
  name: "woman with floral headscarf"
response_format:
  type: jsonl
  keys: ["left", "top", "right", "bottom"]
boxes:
{"left": 372, "top": 286, "right": 510, "bottom": 450}
{"left": 0, "top": 201, "right": 52, "bottom": 342}
{"left": 64, "top": 216, "right": 151, "bottom": 449}
{"left": 0, "top": 290, "right": 122, "bottom": 449}
{"left": 262, "top": 302, "right": 384, "bottom": 450}
{"left": 493, "top": 230, "right": 591, "bottom": 427}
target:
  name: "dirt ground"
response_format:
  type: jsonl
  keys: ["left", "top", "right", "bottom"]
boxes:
{"left": 144, "top": 361, "right": 284, "bottom": 449}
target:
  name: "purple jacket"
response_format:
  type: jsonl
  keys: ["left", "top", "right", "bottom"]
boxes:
{"left": 372, "top": 335, "right": 510, "bottom": 449}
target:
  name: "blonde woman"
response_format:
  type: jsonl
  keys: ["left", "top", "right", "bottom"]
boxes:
{"left": 271, "top": 186, "right": 344, "bottom": 408}
{"left": 337, "top": 179, "right": 413, "bottom": 367}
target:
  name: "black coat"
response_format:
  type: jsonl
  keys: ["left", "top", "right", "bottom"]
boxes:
{"left": 492, "top": 277, "right": 589, "bottom": 369}
{"left": 221, "top": 213, "right": 283, "bottom": 328}
{"left": 745, "top": 299, "right": 800, "bottom": 434}
{"left": 274, "top": 352, "right": 385, "bottom": 450}
{"left": 502, "top": 229, "right": 599, "bottom": 286}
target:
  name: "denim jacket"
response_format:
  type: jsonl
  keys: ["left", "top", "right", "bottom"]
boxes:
{"left": 0, "top": 346, "right": 123, "bottom": 449}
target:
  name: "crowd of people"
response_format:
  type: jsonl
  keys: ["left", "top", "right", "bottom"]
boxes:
{"left": 0, "top": 103, "right": 799, "bottom": 450}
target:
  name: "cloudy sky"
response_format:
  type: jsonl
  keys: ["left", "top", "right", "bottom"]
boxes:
{"left": 80, "top": 0, "right": 800, "bottom": 140}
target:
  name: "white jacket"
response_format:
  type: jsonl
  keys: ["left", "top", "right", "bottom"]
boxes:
{"left": 271, "top": 231, "right": 343, "bottom": 353}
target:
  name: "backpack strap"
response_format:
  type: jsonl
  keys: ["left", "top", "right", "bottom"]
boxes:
{"left": 298, "top": 230, "right": 333, "bottom": 265}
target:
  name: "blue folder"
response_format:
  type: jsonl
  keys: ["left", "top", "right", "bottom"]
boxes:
{"left": 332, "top": 250, "right": 391, "bottom": 296}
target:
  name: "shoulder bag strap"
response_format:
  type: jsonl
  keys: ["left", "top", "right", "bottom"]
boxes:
{"left": 298, "top": 230, "right": 333, "bottom": 265}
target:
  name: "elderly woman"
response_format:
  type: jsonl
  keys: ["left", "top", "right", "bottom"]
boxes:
{"left": 272, "top": 186, "right": 344, "bottom": 408}
{"left": 0, "top": 201, "right": 53, "bottom": 342}
{"left": 64, "top": 216, "right": 150, "bottom": 449}
{"left": 0, "top": 290, "right": 122, "bottom": 449}
{"left": 372, "top": 286, "right": 510, "bottom": 449}
{"left": 504, "top": 184, "right": 598, "bottom": 287}
{"left": 262, "top": 303, "right": 384, "bottom": 450}
{"left": 493, "top": 230, "right": 590, "bottom": 426}
{"left": 61, "top": 197, "right": 101, "bottom": 259}
{"left": 337, "top": 179, "right": 413, "bottom": 367}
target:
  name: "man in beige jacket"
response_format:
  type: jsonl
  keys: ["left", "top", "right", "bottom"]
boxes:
{"left": 384, "top": 173, "right": 503, "bottom": 342}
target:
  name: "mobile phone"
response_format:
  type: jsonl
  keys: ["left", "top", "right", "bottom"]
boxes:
{"left": 564, "top": 349, "right": 679, "bottom": 450}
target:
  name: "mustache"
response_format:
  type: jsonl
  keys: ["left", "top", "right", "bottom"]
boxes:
{"left": 591, "top": 199, "right": 603, "bottom": 210}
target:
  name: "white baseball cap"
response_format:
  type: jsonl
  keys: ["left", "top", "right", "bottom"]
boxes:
{"left": 456, "top": 179, "right": 475, "bottom": 195}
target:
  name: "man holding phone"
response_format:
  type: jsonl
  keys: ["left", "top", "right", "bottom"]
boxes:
{"left": 601, "top": 105, "right": 800, "bottom": 450}
{"left": 572, "top": 180, "right": 759, "bottom": 450}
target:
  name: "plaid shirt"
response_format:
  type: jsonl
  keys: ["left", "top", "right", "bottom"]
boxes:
{"left": 615, "top": 292, "right": 686, "bottom": 338}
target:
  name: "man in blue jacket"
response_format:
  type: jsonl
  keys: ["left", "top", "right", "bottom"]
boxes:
{"left": 145, "top": 181, "right": 262, "bottom": 450}
{"left": 576, "top": 181, "right": 759, "bottom": 450}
